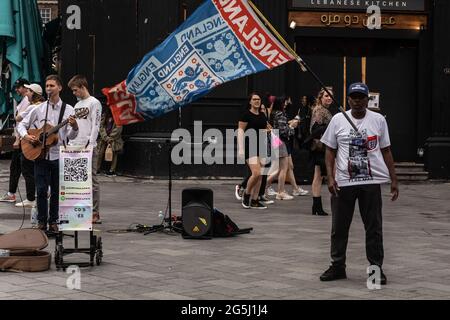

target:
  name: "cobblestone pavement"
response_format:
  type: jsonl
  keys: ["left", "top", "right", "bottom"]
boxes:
{"left": 1, "top": 160, "right": 450, "bottom": 300}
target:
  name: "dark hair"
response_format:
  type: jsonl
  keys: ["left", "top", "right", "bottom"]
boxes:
{"left": 15, "top": 78, "right": 30, "bottom": 88}
{"left": 306, "top": 95, "right": 315, "bottom": 107}
{"left": 45, "top": 74, "right": 63, "bottom": 87}
{"left": 271, "top": 96, "right": 285, "bottom": 112}
{"left": 247, "top": 92, "right": 260, "bottom": 106}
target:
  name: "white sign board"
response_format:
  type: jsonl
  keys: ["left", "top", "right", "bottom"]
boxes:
{"left": 59, "top": 146, "right": 93, "bottom": 231}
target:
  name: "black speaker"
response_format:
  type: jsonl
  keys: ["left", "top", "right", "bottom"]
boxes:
{"left": 181, "top": 188, "right": 214, "bottom": 239}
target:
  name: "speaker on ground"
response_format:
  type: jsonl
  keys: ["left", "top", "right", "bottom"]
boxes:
{"left": 181, "top": 188, "right": 214, "bottom": 239}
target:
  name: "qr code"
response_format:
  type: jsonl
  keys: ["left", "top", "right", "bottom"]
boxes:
{"left": 64, "top": 158, "right": 88, "bottom": 182}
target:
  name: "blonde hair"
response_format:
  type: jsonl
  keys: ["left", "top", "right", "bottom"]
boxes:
{"left": 68, "top": 75, "right": 88, "bottom": 89}
{"left": 30, "top": 92, "right": 45, "bottom": 104}
{"left": 314, "top": 86, "right": 333, "bottom": 108}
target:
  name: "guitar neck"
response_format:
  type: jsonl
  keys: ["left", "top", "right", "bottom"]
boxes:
{"left": 46, "top": 118, "right": 70, "bottom": 136}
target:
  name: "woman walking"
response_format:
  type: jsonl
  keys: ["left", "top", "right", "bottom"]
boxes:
{"left": 238, "top": 93, "right": 270, "bottom": 209}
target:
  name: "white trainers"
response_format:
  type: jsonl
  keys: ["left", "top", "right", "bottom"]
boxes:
{"left": 259, "top": 195, "right": 274, "bottom": 205}
{"left": 235, "top": 185, "right": 243, "bottom": 201}
{"left": 0, "top": 193, "right": 16, "bottom": 202}
{"left": 15, "top": 199, "right": 36, "bottom": 208}
{"left": 276, "top": 192, "right": 294, "bottom": 200}
{"left": 293, "top": 187, "right": 309, "bottom": 196}
{"left": 266, "top": 186, "right": 277, "bottom": 196}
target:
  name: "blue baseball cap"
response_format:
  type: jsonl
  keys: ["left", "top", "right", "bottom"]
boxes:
{"left": 348, "top": 82, "right": 369, "bottom": 97}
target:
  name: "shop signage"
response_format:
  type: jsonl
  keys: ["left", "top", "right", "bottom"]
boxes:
{"left": 292, "top": 0, "right": 425, "bottom": 12}
{"left": 289, "top": 11, "right": 427, "bottom": 29}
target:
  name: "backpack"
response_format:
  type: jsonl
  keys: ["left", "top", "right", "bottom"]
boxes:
{"left": 212, "top": 209, "right": 252, "bottom": 237}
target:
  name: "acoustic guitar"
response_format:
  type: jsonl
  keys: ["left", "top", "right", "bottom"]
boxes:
{"left": 21, "top": 109, "right": 89, "bottom": 160}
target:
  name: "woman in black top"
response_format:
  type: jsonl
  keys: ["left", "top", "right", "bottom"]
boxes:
{"left": 238, "top": 93, "right": 270, "bottom": 209}
{"left": 310, "top": 87, "right": 333, "bottom": 216}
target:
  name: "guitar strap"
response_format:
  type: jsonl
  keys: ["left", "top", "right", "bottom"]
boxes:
{"left": 42, "top": 102, "right": 67, "bottom": 160}
{"left": 58, "top": 102, "right": 67, "bottom": 125}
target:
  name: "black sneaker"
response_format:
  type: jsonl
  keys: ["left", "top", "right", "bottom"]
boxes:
{"left": 319, "top": 266, "right": 347, "bottom": 281}
{"left": 250, "top": 200, "right": 267, "bottom": 210}
{"left": 242, "top": 193, "right": 251, "bottom": 209}
{"left": 380, "top": 270, "right": 387, "bottom": 285}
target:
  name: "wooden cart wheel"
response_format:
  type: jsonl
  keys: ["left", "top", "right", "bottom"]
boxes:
{"left": 95, "top": 237, "right": 103, "bottom": 265}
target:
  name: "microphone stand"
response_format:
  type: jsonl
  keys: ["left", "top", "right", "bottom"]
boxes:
{"left": 41, "top": 92, "right": 51, "bottom": 159}
{"left": 144, "top": 137, "right": 208, "bottom": 235}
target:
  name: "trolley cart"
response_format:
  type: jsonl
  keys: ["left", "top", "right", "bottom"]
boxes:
{"left": 54, "top": 230, "right": 102, "bottom": 270}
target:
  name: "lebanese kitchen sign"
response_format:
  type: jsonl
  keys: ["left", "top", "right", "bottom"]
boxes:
{"left": 292, "top": 0, "right": 425, "bottom": 12}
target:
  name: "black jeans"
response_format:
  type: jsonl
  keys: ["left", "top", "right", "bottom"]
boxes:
{"left": 35, "top": 159, "right": 59, "bottom": 225}
{"left": 330, "top": 184, "right": 384, "bottom": 268}
{"left": 20, "top": 154, "right": 35, "bottom": 201}
{"left": 8, "top": 149, "right": 22, "bottom": 194}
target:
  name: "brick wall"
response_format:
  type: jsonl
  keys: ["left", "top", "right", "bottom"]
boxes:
{"left": 37, "top": 0, "right": 59, "bottom": 23}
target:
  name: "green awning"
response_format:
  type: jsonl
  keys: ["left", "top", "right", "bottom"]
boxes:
{"left": 0, "top": 0, "right": 45, "bottom": 114}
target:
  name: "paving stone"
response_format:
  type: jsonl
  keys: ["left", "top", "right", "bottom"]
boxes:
{"left": 1, "top": 159, "right": 450, "bottom": 300}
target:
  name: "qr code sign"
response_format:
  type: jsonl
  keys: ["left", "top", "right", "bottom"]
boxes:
{"left": 64, "top": 158, "right": 88, "bottom": 182}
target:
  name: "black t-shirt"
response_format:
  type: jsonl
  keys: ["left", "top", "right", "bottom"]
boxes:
{"left": 239, "top": 110, "right": 268, "bottom": 158}
{"left": 239, "top": 110, "right": 267, "bottom": 132}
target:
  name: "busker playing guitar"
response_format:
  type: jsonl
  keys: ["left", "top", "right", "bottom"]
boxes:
{"left": 18, "top": 75, "right": 79, "bottom": 233}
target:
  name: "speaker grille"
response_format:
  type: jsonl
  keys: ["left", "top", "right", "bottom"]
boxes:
{"left": 182, "top": 202, "right": 212, "bottom": 237}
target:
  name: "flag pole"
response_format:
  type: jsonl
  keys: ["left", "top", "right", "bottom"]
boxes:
{"left": 247, "top": 0, "right": 358, "bottom": 132}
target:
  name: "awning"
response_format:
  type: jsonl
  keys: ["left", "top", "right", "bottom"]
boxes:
{"left": 0, "top": 0, "right": 45, "bottom": 114}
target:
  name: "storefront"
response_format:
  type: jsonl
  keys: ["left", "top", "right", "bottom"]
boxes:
{"left": 286, "top": 0, "right": 430, "bottom": 162}
{"left": 59, "top": 0, "right": 450, "bottom": 178}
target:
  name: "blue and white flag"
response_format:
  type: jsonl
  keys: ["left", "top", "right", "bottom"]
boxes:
{"left": 123, "top": 0, "right": 294, "bottom": 120}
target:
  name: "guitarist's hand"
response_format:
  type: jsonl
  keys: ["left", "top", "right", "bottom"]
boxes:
{"left": 68, "top": 116, "right": 79, "bottom": 130}
{"left": 24, "top": 134, "right": 39, "bottom": 146}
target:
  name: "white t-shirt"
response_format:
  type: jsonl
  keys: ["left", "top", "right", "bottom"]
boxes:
{"left": 15, "top": 96, "right": 30, "bottom": 115}
{"left": 13, "top": 96, "right": 31, "bottom": 139}
{"left": 321, "top": 109, "right": 391, "bottom": 187}
{"left": 19, "top": 103, "right": 40, "bottom": 129}
{"left": 69, "top": 96, "right": 102, "bottom": 148}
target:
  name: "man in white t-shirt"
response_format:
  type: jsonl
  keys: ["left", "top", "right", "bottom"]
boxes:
{"left": 68, "top": 75, "right": 102, "bottom": 224}
{"left": 319, "top": 82, "right": 399, "bottom": 285}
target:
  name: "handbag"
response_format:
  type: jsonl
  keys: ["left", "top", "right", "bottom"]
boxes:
{"left": 105, "top": 143, "right": 113, "bottom": 162}
{"left": 270, "top": 132, "right": 282, "bottom": 149}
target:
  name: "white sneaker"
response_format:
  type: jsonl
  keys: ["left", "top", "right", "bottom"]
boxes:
{"left": 259, "top": 195, "right": 274, "bottom": 205}
{"left": 15, "top": 199, "right": 36, "bottom": 208}
{"left": 276, "top": 192, "right": 294, "bottom": 200}
{"left": 266, "top": 186, "right": 277, "bottom": 196}
{"left": 293, "top": 187, "right": 309, "bottom": 196}
{"left": 235, "top": 185, "right": 243, "bottom": 201}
